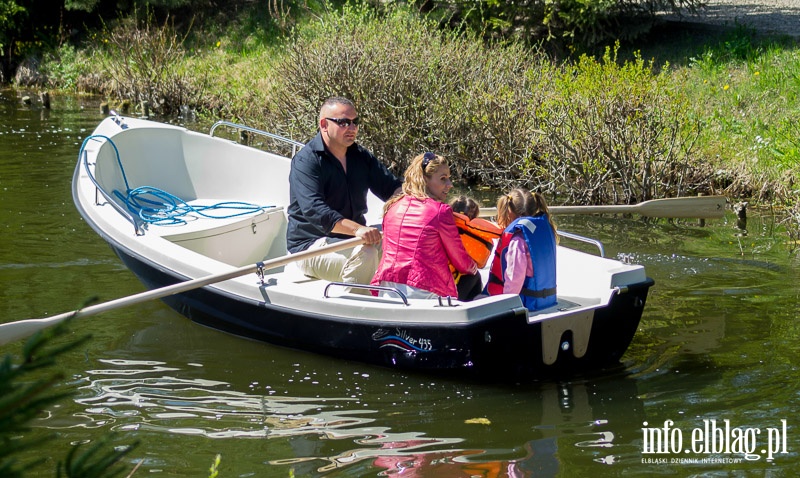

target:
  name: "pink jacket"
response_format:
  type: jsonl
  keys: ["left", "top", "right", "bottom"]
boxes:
{"left": 372, "top": 196, "right": 477, "bottom": 297}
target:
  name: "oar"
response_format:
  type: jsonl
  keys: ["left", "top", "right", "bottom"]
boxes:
{"left": 0, "top": 237, "right": 365, "bottom": 346}
{"left": 479, "top": 195, "right": 727, "bottom": 219}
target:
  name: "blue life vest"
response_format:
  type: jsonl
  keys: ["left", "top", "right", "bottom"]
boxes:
{"left": 484, "top": 215, "right": 557, "bottom": 311}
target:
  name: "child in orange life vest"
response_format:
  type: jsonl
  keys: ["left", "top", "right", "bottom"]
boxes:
{"left": 484, "top": 189, "right": 558, "bottom": 311}
{"left": 449, "top": 195, "right": 502, "bottom": 301}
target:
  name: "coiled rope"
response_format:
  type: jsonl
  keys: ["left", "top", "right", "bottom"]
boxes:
{"left": 80, "top": 134, "right": 272, "bottom": 226}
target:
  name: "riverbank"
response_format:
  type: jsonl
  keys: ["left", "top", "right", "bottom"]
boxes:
{"left": 13, "top": 3, "right": 800, "bottom": 246}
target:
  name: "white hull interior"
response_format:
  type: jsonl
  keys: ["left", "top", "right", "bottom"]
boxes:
{"left": 74, "top": 116, "right": 649, "bottom": 330}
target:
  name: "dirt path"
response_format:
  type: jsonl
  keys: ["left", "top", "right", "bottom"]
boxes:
{"left": 666, "top": 0, "right": 800, "bottom": 37}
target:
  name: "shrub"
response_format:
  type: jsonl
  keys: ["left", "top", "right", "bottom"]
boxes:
{"left": 97, "top": 10, "right": 202, "bottom": 116}
{"left": 39, "top": 43, "right": 91, "bottom": 89}
{"left": 268, "top": 3, "right": 550, "bottom": 182}
{"left": 537, "top": 45, "right": 705, "bottom": 203}
{"left": 266, "top": 5, "right": 703, "bottom": 203}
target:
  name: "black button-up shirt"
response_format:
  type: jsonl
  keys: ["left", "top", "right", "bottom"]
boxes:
{"left": 287, "top": 132, "right": 402, "bottom": 253}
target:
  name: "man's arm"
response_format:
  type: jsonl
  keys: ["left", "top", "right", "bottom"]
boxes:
{"left": 331, "top": 219, "right": 382, "bottom": 245}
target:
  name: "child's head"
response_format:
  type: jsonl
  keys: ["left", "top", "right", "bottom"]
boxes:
{"left": 496, "top": 188, "right": 551, "bottom": 229}
{"left": 449, "top": 195, "right": 480, "bottom": 220}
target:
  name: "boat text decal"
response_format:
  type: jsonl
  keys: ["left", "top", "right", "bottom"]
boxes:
{"left": 373, "top": 328, "right": 434, "bottom": 352}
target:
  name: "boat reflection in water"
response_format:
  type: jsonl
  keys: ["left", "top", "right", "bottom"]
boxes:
{"left": 64, "top": 317, "right": 645, "bottom": 477}
{"left": 353, "top": 377, "right": 645, "bottom": 476}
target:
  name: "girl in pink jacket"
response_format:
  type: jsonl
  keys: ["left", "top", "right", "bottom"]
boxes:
{"left": 371, "top": 152, "right": 478, "bottom": 298}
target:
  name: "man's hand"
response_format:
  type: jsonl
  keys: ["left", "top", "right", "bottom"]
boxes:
{"left": 333, "top": 219, "right": 382, "bottom": 245}
{"left": 354, "top": 225, "right": 382, "bottom": 245}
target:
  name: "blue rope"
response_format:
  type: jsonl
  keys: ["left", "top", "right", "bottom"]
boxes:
{"left": 80, "top": 134, "right": 272, "bottom": 226}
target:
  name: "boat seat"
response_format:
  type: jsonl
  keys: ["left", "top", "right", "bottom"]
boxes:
{"left": 145, "top": 202, "right": 281, "bottom": 235}
{"left": 151, "top": 204, "right": 287, "bottom": 267}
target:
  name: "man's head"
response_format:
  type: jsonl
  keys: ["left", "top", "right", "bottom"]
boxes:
{"left": 319, "top": 97, "right": 359, "bottom": 154}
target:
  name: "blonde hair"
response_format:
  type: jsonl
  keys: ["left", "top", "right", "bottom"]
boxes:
{"left": 383, "top": 153, "right": 448, "bottom": 215}
{"left": 496, "top": 188, "right": 558, "bottom": 241}
{"left": 449, "top": 195, "right": 480, "bottom": 220}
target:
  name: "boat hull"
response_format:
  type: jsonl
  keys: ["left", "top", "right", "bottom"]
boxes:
{"left": 111, "top": 243, "right": 652, "bottom": 378}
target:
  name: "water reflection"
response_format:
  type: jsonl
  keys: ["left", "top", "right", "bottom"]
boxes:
{"left": 77, "top": 361, "right": 370, "bottom": 439}
{"left": 48, "top": 346, "right": 646, "bottom": 476}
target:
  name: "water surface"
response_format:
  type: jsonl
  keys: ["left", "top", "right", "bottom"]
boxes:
{"left": 1, "top": 89, "right": 798, "bottom": 476}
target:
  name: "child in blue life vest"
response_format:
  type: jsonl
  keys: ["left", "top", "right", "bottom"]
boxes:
{"left": 484, "top": 188, "right": 558, "bottom": 311}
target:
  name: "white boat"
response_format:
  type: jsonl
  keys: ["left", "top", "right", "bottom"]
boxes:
{"left": 71, "top": 115, "right": 654, "bottom": 378}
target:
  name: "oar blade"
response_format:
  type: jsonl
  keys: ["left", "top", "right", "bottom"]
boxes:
{"left": 0, "top": 317, "right": 69, "bottom": 346}
{"left": 636, "top": 196, "right": 728, "bottom": 219}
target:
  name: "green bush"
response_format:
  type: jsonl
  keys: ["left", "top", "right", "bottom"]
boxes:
{"left": 39, "top": 44, "right": 88, "bottom": 89}
{"left": 538, "top": 45, "right": 704, "bottom": 204}
{"left": 0, "top": 0, "right": 26, "bottom": 78}
{"left": 96, "top": 10, "right": 202, "bottom": 116}
{"left": 268, "top": 3, "right": 549, "bottom": 183}
{"left": 264, "top": 5, "right": 702, "bottom": 203}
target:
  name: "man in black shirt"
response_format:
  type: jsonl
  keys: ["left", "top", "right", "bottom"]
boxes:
{"left": 287, "top": 97, "right": 402, "bottom": 284}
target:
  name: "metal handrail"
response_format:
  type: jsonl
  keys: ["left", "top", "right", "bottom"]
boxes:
{"left": 323, "top": 282, "right": 409, "bottom": 306}
{"left": 82, "top": 142, "right": 145, "bottom": 236}
{"left": 557, "top": 230, "right": 605, "bottom": 257}
{"left": 209, "top": 121, "right": 305, "bottom": 156}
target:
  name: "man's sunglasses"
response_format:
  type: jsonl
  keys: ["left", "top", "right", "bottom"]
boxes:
{"left": 325, "top": 117, "right": 360, "bottom": 128}
{"left": 422, "top": 151, "right": 436, "bottom": 171}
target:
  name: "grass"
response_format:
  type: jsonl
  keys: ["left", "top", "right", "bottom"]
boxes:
{"left": 635, "top": 23, "right": 800, "bottom": 243}
{"left": 636, "top": 23, "right": 800, "bottom": 186}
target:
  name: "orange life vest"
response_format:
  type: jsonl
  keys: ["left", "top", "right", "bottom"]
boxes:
{"left": 450, "top": 212, "right": 502, "bottom": 282}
